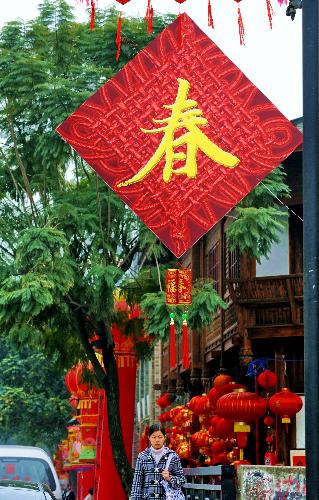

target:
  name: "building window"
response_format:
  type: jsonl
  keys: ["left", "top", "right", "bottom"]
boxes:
{"left": 206, "top": 242, "right": 220, "bottom": 292}
{"left": 226, "top": 242, "right": 240, "bottom": 280}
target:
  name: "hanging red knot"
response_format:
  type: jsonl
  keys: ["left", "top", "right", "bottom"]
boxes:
{"left": 235, "top": 1, "right": 245, "bottom": 46}
{"left": 182, "top": 312, "right": 189, "bottom": 369}
{"left": 266, "top": 0, "right": 275, "bottom": 28}
{"left": 145, "top": 0, "right": 154, "bottom": 34}
{"left": 208, "top": 0, "right": 214, "bottom": 28}
{"left": 116, "top": 13, "right": 123, "bottom": 61}
{"left": 169, "top": 314, "right": 176, "bottom": 368}
{"left": 90, "top": 0, "right": 95, "bottom": 30}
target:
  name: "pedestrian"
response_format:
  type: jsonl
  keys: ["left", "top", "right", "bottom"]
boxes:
{"left": 84, "top": 487, "right": 93, "bottom": 500}
{"left": 62, "top": 484, "right": 75, "bottom": 500}
{"left": 131, "top": 423, "right": 185, "bottom": 500}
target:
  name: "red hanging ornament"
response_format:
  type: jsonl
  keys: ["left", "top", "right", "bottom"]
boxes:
{"left": 169, "top": 313, "right": 176, "bottom": 368}
{"left": 266, "top": 0, "right": 275, "bottom": 29}
{"left": 216, "top": 388, "right": 267, "bottom": 433}
{"left": 145, "top": 0, "right": 154, "bottom": 34}
{"left": 175, "top": 0, "right": 187, "bottom": 3}
{"left": 182, "top": 312, "right": 189, "bottom": 369}
{"left": 258, "top": 370, "right": 277, "bottom": 391}
{"left": 208, "top": 0, "right": 214, "bottom": 28}
{"left": 116, "top": 0, "right": 132, "bottom": 4}
{"left": 263, "top": 415, "right": 274, "bottom": 427}
{"left": 268, "top": 388, "right": 303, "bottom": 430}
{"left": 166, "top": 269, "right": 178, "bottom": 305}
{"left": 234, "top": 0, "right": 245, "bottom": 46}
{"left": 116, "top": 13, "right": 123, "bottom": 61}
{"left": 90, "top": 0, "right": 95, "bottom": 30}
{"left": 78, "top": 0, "right": 95, "bottom": 30}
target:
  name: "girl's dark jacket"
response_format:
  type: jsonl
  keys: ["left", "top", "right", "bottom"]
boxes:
{"left": 131, "top": 447, "right": 185, "bottom": 500}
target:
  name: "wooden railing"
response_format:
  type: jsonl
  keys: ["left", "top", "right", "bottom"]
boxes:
{"left": 228, "top": 274, "right": 304, "bottom": 330}
{"left": 228, "top": 274, "right": 303, "bottom": 304}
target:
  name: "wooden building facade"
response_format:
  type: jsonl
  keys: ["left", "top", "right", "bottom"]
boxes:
{"left": 159, "top": 148, "right": 304, "bottom": 462}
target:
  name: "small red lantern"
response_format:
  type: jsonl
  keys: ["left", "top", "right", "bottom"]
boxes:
{"left": 175, "top": 0, "right": 187, "bottom": 3}
{"left": 264, "top": 415, "right": 274, "bottom": 427}
{"left": 211, "top": 439, "right": 226, "bottom": 455}
{"left": 268, "top": 388, "right": 303, "bottom": 424}
{"left": 189, "top": 394, "right": 212, "bottom": 416}
{"left": 216, "top": 388, "right": 267, "bottom": 432}
{"left": 258, "top": 370, "right": 278, "bottom": 391}
{"left": 213, "top": 374, "right": 233, "bottom": 389}
{"left": 215, "top": 418, "right": 234, "bottom": 439}
{"left": 116, "top": 0, "right": 132, "bottom": 4}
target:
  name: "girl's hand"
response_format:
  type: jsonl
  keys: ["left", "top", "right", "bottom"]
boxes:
{"left": 162, "top": 470, "right": 170, "bottom": 481}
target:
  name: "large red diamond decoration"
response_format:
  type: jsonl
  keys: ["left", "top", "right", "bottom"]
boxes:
{"left": 57, "top": 14, "right": 302, "bottom": 257}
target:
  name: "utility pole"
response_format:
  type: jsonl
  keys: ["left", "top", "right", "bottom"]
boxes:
{"left": 303, "top": 0, "right": 319, "bottom": 496}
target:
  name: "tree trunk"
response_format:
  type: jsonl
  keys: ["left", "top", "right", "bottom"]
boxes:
{"left": 72, "top": 308, "right": 133, "bottom": 497}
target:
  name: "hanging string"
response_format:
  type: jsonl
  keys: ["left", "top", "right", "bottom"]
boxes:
{"left": 256, "top": 177, "right": 304, "bottom": 222}
{"left": 145, "top": 0, "right": 154, "bottom": 34}
{"left": 116, "top": 12, "right": 123, "bottom": 61}
{"left": 208, "top": 0, "right": 214, "bottom": 28}
{"left": 266, "top": 0, "right": 275, "bottom": 28}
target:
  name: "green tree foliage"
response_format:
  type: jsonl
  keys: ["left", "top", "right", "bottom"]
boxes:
{"left": 0, "top": 1, "right": 174, "bottom": 494}
{"left": 0, "top": 340, "right": 69, "bottom": 451}
{"left": 226, "top": 165, "right": 291, "bottom": 262}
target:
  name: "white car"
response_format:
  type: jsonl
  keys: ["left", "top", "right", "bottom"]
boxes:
{"left": 0, "top": 446, "right": 62, "bottom": 499}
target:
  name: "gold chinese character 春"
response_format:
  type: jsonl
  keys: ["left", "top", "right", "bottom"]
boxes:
{"left": 117, "top": 78, "right": 240, "bottom": 187}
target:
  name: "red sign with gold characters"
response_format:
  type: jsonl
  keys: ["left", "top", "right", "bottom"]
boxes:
{"left": 166, "top": 268, "right": 192, "bottom": 305}
{"left": 57, "top": 14, "right": 303, "bottom": 257}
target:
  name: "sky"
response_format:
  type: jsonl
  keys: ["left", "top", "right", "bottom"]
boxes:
{"left": 0, "top": 0, "right": 303, "bottom": 120}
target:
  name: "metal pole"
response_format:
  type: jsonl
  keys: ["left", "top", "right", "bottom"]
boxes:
{"left": 303, "top": 0, "right": 319, "bottom": 496}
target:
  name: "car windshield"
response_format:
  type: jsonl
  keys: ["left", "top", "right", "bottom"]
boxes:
{"left": 0, "top": 458, "right": 56, "bottom": 491}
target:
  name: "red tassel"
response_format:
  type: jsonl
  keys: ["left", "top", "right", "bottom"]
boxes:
{"left": 116, "top": 13, "right": 122, "bottom": 61}
{"left": 90, "top": 0, "right": 95, "bottom": 30}
{"left": 208, "top": 0, "right": 214, "bottom": 28}
{"left": 169, "top": 318, "right": 176, "bottom": 368}
{"left": 182, "top": 319, "right": 189, "bottom": 369}
{"left": 145, "top": 0, "right": 154, "bottom": 34}
{"left": 237, "top": 6, "right": 245, "bottom": 46}
{"left": 266, "top": 0, "right": 274, "bottom": 28}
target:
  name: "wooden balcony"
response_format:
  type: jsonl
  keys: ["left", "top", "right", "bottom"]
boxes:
{"left": 228, "top": 274, "right": 304, "bottom": 339}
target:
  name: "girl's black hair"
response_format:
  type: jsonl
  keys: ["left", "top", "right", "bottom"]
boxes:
{"left": 148, "top": 423, "right": 166, "bottom": 437}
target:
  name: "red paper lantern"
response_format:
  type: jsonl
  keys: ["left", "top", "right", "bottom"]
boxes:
{"left": 116, "top": 0, "right": 132, "bottom": 4}
{"left": 236, "top": 432, "right": 248, "bottom": 449}
{"left": 268, "top": 388, "right": 303, "bottom": 424}
{"left": 264, "top": 415, "right": 274, "bottom": 427}
{"left": 258, "top": 370, "right": 278, "bottom": 390}
{"left": 216, "top": 389, "right": 267, "bottom": 432}
{"left": 175, "top": 0, "right": 187, "bottom": 3}
{"left": 213, "top": 374, "right": 233, "bottom": 389}
{"left": 65, "top": 363, "right": 98, "bottom": 400}
{"left": 211, "top": 439, "right": 226, "bottom": 455}
{"left": 215, "top": 418, "right": 234, "bottom": 439}
{"left": 189, "top": 394, "right": 212, "bottom": 416}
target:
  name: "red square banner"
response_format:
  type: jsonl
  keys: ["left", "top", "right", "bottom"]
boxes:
{"left": 57, "top": 14, "right": 302, "bottom": 257}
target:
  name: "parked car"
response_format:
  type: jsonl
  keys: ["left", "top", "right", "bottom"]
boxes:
{"left": 0, "top": 479, "right": 56, "bottom": 498}
{"left": 0, "top": 446, "right": 62, "bottom": 499}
